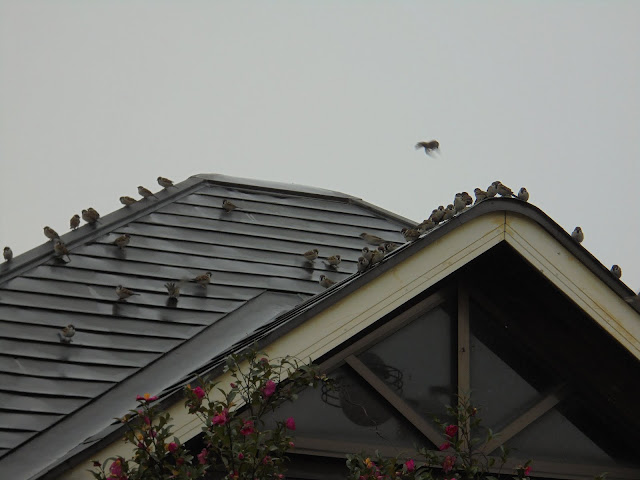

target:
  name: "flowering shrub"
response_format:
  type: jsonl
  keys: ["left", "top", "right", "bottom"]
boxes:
{"left": 91, "top": 347, "right": 326, "bottom": 480}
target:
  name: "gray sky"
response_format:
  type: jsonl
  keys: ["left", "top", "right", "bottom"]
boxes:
{"left": 1, "top": 1, "right": 639, "bottom": 292}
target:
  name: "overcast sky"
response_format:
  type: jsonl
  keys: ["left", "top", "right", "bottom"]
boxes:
{"left": 1, "top": 1, "right": 638, "bottom": 292}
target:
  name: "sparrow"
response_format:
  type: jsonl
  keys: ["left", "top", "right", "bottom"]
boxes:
{"left": 44, "top": 226, "right": 60, "bottom": 241}
{"left": 415, "top": 140, "right": 440, "bottom": 156}
{"left": 120, "top": 196, "right": 137, "bottom": 206}
{"left": 442, "top": 204, "right": 456, "bottom": 221}
{"left": 383, "top": 242, "right": 402, "bottom": 253}
{"left": 157, "top": 176, "right": 174, "bottom": 188}
{"left": 58, "top": 324, "right": 76, "bottom": 344}
{"left": 429, "top": 206, "right": 445, "bottom": 224}
{"left": 611, "top": 265, "right": 622, "bottom": 279}
{"left": 192, "top": 271, "right": 212, "bottom": 287}
{"left": 116, "top": 285, "right": 140, "bottom": 300}
{"left": 370, "top": 247, "right": 385, "bottom": 265}
{"left": 486, "top": 182, "right": 499, "bottom": 198}
{"left": 496, "top": 182, "right": 515, "bottom": 197}
{"left": 417, "top": 218, "right": 436, "bottom": 233}
{"left": 70, "top": 214, "right": 80, "bottom": 230}
{"left": 303, "top": 249, "right": 319, "bottom": 262}
{"left": 571, "top": 227, "right": 584, "bottom": 243}
{"left": 453, "top": 193, "right": 467, "bottom": 214}
{"left": 401, "top": 228, "right": 421, "bottom": 242}
{"left": 357, "top": 256, "right": 370, "bottom": 273}
{"left": 462, "top": 192, "right": 473, "bottom": 206}
{"left": 138, "top": 186, "right": 155, "bottom": 198}
{"left": 474, "top": 188, "right": 488, "bottom": 203}
{"left": 113, "top": 234, "right": 131, "bottom": 249}
{"left": 82, "top": 208, "right": 100, "bottom": 224}
{"left": 361, "top": 247, "right": 373, "bottom": 261}
{"left": 165, "top": 282, "right": 180, "bottom": 298}
{"left": 53, "top": 240, "right": 70, "bottom": 260}
{"left": 3, "top": 247, "right": 13, "bottom": 261}
{"left": 319, "top": 274, "right": 335, "bottom": 288}
{"left": 222, "top": 199, "right": 237, "bottom": 212}
{"left": 325, "top": 254, "right": 341, "bottom": 266}
{"left": 359, "top": 233, "right": 386, "bottom": 245}
{"left": 518, "top": 187, "right": 529, "bottom": 202}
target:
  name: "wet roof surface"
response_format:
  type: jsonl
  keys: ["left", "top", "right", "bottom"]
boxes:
{"left": 0, "top": 174, "right": 411, "bottom": 478}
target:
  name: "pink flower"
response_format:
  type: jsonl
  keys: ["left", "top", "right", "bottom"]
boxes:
{"left": 262, "top": 380, "right": 276, "bottom": 397}
{"left": 193, "top": 386, "right": 205, "bottom": 399}
{"left": 524, "top": 466, "right": 532, "bottom": 476}
{"left": 439, "top": 441, "right": 451, "bottom": 451}
{"left": 445, "top": 424, "right": 458, "bottom": 437}
{"left": 260, "top": 357, "right": 268, "bottom": 363}
{"left": 288, "top": 441, "right": 295, "bottom": 448}
{"left": 262, "top": 455, "right": 271, "bottom": 464}
{"left": 149, "top": 430, "right": 157, "bottom": 438}
{"left": 404, "top": 459, "right": 415, "bottom": 472}
{"left": 212, "top": 409, "right": 229, "bottom": 426}
{"left": 137, "top": 442, "right": 145, "bottom": 449}
{"left": 136, "top": 393, "right": 157, "bottom": 402}
{"left": 285, "top": 417, "right": 296, "bottom": 430}
{"left": 240, "top": 420, "right": 255, "bottom": 436}
{"left": 109, "top": 458, "right": 123, "bottom": 476}
{"left": 168, "top": 442, "right": 178, "bottom": 453}
{"left": 442, "top": 455, "right": 456, "bottom": 473}
{"left": 197, "top": 448, "right": 208, "bottom": 465}
{"left": 238, "top": 452, "right": 244, "bottom": 460}
{"left": 143, "top": 416, "right": 150, "bottom": 425}
{"left": 230, "top": 382, "right": 237, "bottom": 388}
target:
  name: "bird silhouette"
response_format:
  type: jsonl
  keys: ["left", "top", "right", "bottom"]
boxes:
{"left": 415, "top": 140, "right": 440, "bottom": 156}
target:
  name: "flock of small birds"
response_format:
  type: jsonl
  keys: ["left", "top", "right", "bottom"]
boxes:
{"left": 1, "top": 157, "right": 636, "bottom": 343}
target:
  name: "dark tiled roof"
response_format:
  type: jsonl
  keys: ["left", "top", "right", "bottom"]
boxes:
{"left": 0, "top": 174, "right": 412, "bottom": 478}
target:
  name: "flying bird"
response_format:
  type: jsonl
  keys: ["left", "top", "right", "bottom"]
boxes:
{"left": 319, "top": 274, "right": 335, "bottom": 288}
{"left": 401, "top": 228, "right": 421, "bottom": 242}
{"left": 157, "top": 176, "right": 174, "bottom": 188}
{"left": 611, "top": 265, "right": 622, "bottom": 279}
{"left": 120, "top": 196, "right": 137, "bottom": 206}
{"left": 192, "top": 271, "right": 212, "bottom": 287}
{"left": 474, "top": 188, "right": 488, "bottom": 204}
{"left": 3, "top": 247, "right": 13, "bottom": 262}
{"left": 359, "top": 233, "right": 386, "bottom": 246}
{"left": 303, "top": 249, "right": 319, "bottom": 262}
{"left": 43, "top": 226, "right": 59, "bottom": 241}
{"left": 222, "top": 199, "right": 237, "bottom": 212}
{"left": 165, "top": 282, "right": 180, "bottom": 299}
{"left": 571, "top": 227, "right": 584, "bottom": 243}
{"left": 325, "top": 255, "right": 341, "bottom": 266}
{"left": 116, "top": 285, "right": 140, "bottom": 300}
{"left": 415, "top": 140, "right": 440, "bottom": 156}
{"left": 518, "top": 187, "right": 529, "bottom": 202}
{"left": 70, "top": 214, "right": 80, "bottom": 230}
{"left": 58, "top": 324, "right": 76, "bottom": 344}
{"left": 138, "top": 186, "right": 155, "bottom": 198}
{"left": 357, "top": 256, "right": 370, "bottom": 273}
{"left": 113, "top": 234, "right": 131, "bottom": 249}
{"left": 82, "top": 208, "right": 100, "bottom": 224}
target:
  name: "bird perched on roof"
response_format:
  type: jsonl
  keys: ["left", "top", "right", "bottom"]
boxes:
{"left": 165, "top": 282, "right": 180, "bottom": 299}
{"left": 486, "top": 182, "right": 499, "bottom": 198}
{"left": 58, "top": 324, "right": 75, "bottom": 344}
{"left": 417, "top": 218, "right": 436, "bottom": 233}
{"left": 401, "top": 228, "right": 421, "bottom": 242}
{"left": 383, "top": 242, "right": 402, "bottom": 253}
{"left": 157, "top": 176, "right": 174, "bottom": 188}
{"left": 138, "top": 186, "right": 155, "bottom": 198}
{"left": 361, "top": 247, "right": 374, "bottom": 262}
{"left": 370, "top": 247, "right": 385, "bottom": 265}
{"left": 611, "top": 265, "right": 622, "bottom": 279}
{"left": 120, "top": 196, "right": 137, "bottom": 206}
{"left": 192, "top": 271, "right": 212, "bottom": 287}
{"left": 357, "top": 256, "right": 369, "bottom": 273}
{"left": 415, "top": 140, "right": 440, "bottom": 156}
{"left": 70, "top": 214, "right": 80, "bottom": 230}
{"left": 325, "top": 255, "right": 341, "bottom": 266}
{"left": 474, "top": 188, "right": 488, "bottom": 204}
{"left": 82, "top": 208, "right": 100, "bottom": 224}
{"left": 359, "top": 233, "right": 386, "bottom": 246}
{"left": 303, "top": 249, "right": 319, "bottom": 262}
{"left": 53, "top": 241, "right": 70, "bottom": 262}
{"left": 319, "top": 274, "right": 335, "bottom": 288}
{"left": 113, "top": 234, "right": 130, "bottom": 249}
{"left": 3, "top": 247, "right": 13, "bottom": 262}
{"left": 116, "top": 285, "right": 140, "bottom": 300}
{"left": 222, "top": 199, "right": 237, "bottom": 212}
{"left": 496, "top": 182, "right": 515, "bottom": 197}
{"left": 453, "top": 193, "right": 467, "bottom": 214}
{"left": 518, "top": 187, "right": 529, "bottom": 202}
{"left": 429, "top": 206, "right": 445, "bottom": 224}
{"left": 442, "top": 205, "right": 456, "bottom": 221}
{"left": 43, "top": 226, "right": 59, "bottom": 241}
{"left": 571, "top": 227, "right": 584, "bottom": 243}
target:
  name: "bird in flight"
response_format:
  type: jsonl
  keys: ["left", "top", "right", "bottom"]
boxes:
{"left": 415, "top": 140, "right": 440, "bottom": 156}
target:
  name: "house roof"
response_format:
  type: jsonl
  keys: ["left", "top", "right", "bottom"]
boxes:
{"left": 1, "top": 175, "right": 639, "bottom": 480}
{"left": 0, "top": 174, "right": 413, "bottom": 479}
